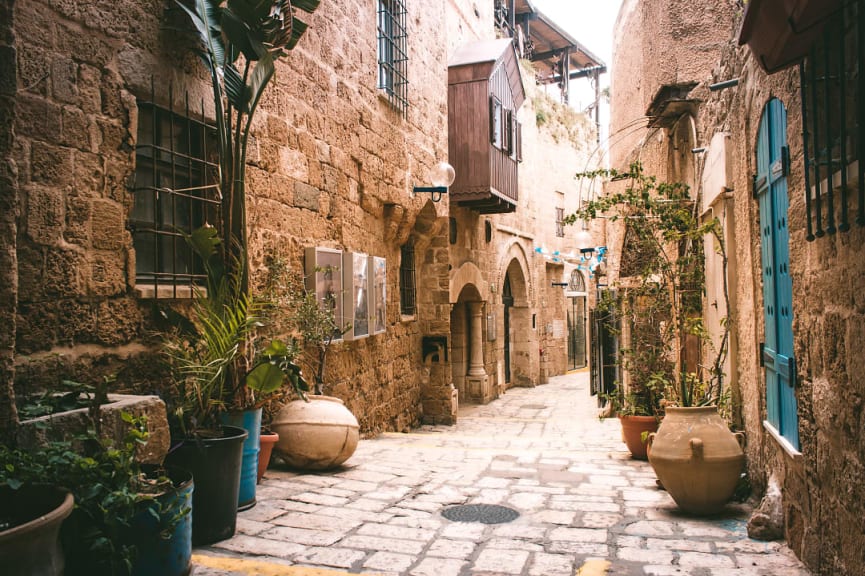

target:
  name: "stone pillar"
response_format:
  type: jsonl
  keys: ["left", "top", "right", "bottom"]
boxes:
{"left": 468, "top": 301, "right": 486, "bottom": 377}
{"left": 465, "top": 301, "right": 493, "bottom": 403}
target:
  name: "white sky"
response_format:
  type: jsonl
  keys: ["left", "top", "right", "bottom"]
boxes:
{"left": 530, "top": 0, "right": 623, "bottom": 158}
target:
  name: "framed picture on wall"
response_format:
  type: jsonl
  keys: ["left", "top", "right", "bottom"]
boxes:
{"left": 304, "top": 246, "right": 345, "bottom": 340}
{"left": 343, "top": 251, "right": 369, "bottom": 339}
{"left": 371, "top": 256, "right": 386, "bottom": 334}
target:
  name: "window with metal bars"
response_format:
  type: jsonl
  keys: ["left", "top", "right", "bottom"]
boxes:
{"left": 130, "top": 96, "right": 219, "bottom": 297}
{"left": 399, "top": 240, "right": 416, "bottom": 316}
{"left": 555, "top": 207, "right": 565, "bottom": 237}
{"left": 377, "top": 0, "right": 408, "bottom": 115}
{"left": 800, "top": 1, "right": 864, "bottom": 240}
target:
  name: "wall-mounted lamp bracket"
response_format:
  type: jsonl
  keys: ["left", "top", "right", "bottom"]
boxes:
{"left": 413, "top": 186, "right": 448, "bottom": 202}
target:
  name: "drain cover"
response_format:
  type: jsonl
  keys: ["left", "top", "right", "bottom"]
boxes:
{"left": 441, "top": 504, "right": 520, "bottom": 524}
{"left": 520, "top": 404, "right": 547, "bottom": 410}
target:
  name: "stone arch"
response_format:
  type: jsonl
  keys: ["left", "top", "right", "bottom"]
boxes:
{"left": 449, "top": 261, "right": 487, "bottom": 304}
{"left": 668, "top": 113, "right": 698, "bottom": 194}
{"left": 498, "top": 240, "right": 532, "bottom": 305}
{"left": 499, "top": 241, "right": 537, "bottom": 388}
{"left": 450, "top": 274, "right": 494, "bottom": 404}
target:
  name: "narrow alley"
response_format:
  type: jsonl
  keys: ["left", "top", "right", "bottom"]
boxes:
{"left": 192, "top": 371, "right": 811, "bottom": 576}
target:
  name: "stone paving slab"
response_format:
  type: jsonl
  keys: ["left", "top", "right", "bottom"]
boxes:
{"left": 193, "top": 371, "right": 813, "bottom": 576}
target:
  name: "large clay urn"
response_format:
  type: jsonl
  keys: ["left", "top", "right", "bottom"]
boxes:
{"left": 648, "top": 406, "right": 745, "bottom": 514}
{"left": 271, "top": 395, "right": 359, "bottom": 470}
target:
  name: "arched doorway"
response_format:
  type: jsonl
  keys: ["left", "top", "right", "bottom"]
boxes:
{"left": 451, "top": 283, "right": 494, "bottom": 403}
{"left": 502, "top": 273, "right": 513, "bottom": 383}
{"left": 566, "top": 270, "right": 587, "bottom": 370}
{"left": 502, "top": 257, "right": 533, "bottom": 387}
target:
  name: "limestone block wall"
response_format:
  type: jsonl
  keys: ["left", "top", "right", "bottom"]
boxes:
{"left": 0, "top": 0, "right": 19, "bottom": 441}
{"left": 7, "top": 0, "right": 452, "bottom": 435}
{"left": 611, "top": 1, "right": 865, "bottom": 573}
{"left": 704, "top": 42, "right": 865, "bottom": 575}
{"left": 446, "top": 71, "right": 599, "bottom": 394}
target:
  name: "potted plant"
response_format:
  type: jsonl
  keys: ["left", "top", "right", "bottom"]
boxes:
{"left": 0, "top": 412, "right": 192, "bottom": 576}
{"left": 162, "top": 228, "right": 306, "bottom": 540}
{"left": 268, "top": 261, "right": 359, "bottom": 471}
{"left": 569, "top": 162, "right": 744, "bottom": 511}
{"left": 166, "top": 0, "right": 322, "bottom": 528}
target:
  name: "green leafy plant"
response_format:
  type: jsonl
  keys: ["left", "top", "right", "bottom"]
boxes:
{"left": 165, "top": 0, "right": 320, "bottom": 434}
{"left": 15, "top": 378, "right": 109, "bottom": 420}
{"left": 0, "top": 413, "right": 187, "bottom": 576}
{"left": 262, "top": 255, "right": 350, "bottom": 397}
{"left": 173, "top": 0, "right": 321, "bottom": 292}
{"left": 163, "top": 227, "right": 307, "bottom": 435}
{"left": 567, "top": 162, "right": 731, "bottom": 412}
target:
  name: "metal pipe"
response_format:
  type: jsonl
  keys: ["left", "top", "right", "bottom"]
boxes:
{"left": 708, "top": 78, "right": 739, "bottom": 91}
{"left": 859, "top": 0, "right": 865, "bottom": 226}
{"left": 824, "top": 29, "right": 837, "bottom": 234}
{"left": 811, "top": 45, "right": 824, "bottom": 237}
{"left": 839, "top": 12, "right": 850, "bottom": 232}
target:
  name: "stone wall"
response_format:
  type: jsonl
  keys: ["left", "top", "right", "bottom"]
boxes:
{"left": 7, "top": 0, "right": 452, "bottom": 435}
{"left": 611, "top": 1, "right": 865, "bottom": 573}
{"left": 445, "top": 55, "right": 599, "bottom": 397}
{"left": 6, "top": 0, "right": 604, "bottom": 436}
{"left": 0, "top": 0, "right": 19, "bottom": 442}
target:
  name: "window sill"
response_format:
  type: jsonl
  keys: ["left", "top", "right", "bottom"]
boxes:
{"left": 400, "top": 314, "right": 416, "bottom": 323}
{"left": 763, "top": 420, "right": 803, "bottom": 462}
{"left": 808, "top": 159, "right": 859, "bottom": 200}
{"left": 135, "top": 284, "right": 204, "bottom": 300}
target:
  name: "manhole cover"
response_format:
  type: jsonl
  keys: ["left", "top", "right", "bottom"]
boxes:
{"left": 441, "top": 504, "right": 520, "bottom": 524}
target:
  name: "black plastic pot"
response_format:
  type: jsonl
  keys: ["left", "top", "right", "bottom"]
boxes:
{"left": 165, "top": 425, "right": 247, "bottom": 546}
{"left": 0, "top": 486, "right": 74, "bottom": 576}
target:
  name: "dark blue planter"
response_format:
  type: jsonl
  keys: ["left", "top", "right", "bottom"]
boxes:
{"left": 221, "top": 408, "right": 262, "bottom": 510}
{"left": 131, "top": 466, "right": 193, "bottom": 576}
{"left": 165, "top": 425, "right": 247, "bottom": 546}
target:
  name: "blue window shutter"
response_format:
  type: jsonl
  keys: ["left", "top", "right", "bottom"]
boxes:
{"left": 757, "top": 98, "right": 799, "bottom": 450}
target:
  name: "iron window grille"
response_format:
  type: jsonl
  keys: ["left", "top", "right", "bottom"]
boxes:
{"left": 400, "top": 240, "right": 417, "bottom": 316}
{"left": 569, "top": 270, "right": 586, "bottom": 292}
{"left": 800, "top": 0, "right": 863, "bottom": 240}
{"left": 378, "top": 0, "right": 408, "bottom": 115}
{"left": 130, "top": 92, "right": 219, "bottom": 298}
{"left": 555, "top": 207, "right": 565, "bottom": 237}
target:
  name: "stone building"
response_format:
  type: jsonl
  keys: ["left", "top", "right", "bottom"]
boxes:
{"left": 0, "top": 0, "right": 602, "bottom": 438}
{"left": 610, "top": 0, "right": 865, "bottom": 573}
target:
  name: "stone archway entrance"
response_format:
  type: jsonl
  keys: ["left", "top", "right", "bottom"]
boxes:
{"left": 503, "top": 258, "right": 534, "bottom": 388}
{"left": 450, "top": 283, "right": 493, "bottom": 404}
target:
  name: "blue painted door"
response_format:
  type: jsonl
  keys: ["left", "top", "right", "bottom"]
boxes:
{"left": 756, "top": 99, "right": 799, "bottom": 450}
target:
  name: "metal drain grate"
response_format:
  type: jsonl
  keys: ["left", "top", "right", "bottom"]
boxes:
{"left": 441, "top": 504, "right": 520, "bottom": 524}
{"left": 520, "top": 404, "right": 548, "bottom": 410}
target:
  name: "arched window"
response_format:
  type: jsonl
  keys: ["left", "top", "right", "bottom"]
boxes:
{"left": 568, "top": 270, "right": 586, "bottom": 292}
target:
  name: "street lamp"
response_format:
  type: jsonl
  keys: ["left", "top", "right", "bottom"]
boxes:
{"left": 413, "top": 162, "right": 456, "bottom": 202}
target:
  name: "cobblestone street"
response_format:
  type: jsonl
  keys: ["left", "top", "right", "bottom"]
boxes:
{"left": 192, "top": 371, "right": 812, "bottom": 576}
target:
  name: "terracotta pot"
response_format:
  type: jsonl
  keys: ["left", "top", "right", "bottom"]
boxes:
{"left": 648, "top": 406, "right": 745, "bottom": 515}
{"left": 619, "top": 415, "right": 659, "bottom": 460}
{"left": 257, "top": 431, "right": 279, "bottom": 483}
{"left": 271, "top": 396, "right": 359, "bottom": 471}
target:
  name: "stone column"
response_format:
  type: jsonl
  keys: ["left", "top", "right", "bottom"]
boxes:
{"left": 465, "top": 301, "right": 493, "bottom": 403}
{"left": 468, "top": 301, "right": 486, "bottom": 377}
